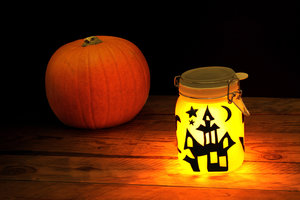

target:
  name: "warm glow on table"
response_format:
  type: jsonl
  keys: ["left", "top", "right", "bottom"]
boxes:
{"left": 0, "top": 96, "right": 300, "bottom": 199}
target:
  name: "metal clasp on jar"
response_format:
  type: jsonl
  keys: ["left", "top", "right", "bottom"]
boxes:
{"left": 227, "top": 78, "right": 250, "bottom": 116}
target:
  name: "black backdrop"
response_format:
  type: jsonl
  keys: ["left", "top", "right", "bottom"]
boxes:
{"left": 2, "top": 2, "right": 299, "bottom": 124}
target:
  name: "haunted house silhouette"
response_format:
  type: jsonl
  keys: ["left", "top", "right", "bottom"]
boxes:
{"left": 183, "top": 106, "right": 236, "bottom": 172}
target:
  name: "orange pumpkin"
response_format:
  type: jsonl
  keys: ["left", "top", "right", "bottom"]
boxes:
{"left": 45, "top": 36, "right": 150, "bottom": 129}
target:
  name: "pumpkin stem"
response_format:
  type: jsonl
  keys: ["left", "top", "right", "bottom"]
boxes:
{"left": 82, "top": 36, "right": 103, "bottom": 47}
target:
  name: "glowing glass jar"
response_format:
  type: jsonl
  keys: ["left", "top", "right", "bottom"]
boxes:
{"left": 174, "top": 66, "right": 250, "bottom": 173}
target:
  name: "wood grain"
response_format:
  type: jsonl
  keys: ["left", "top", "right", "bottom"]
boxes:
{"left": 0, "top": 155, "right": 300, "bottom": 191}
{"left": 0, "top": 130, "right": 299, "bottom": 163}
{"left": 0, "top": 96, "right": 300, "bottom": 199}
{"left": 1, "top": 181, "right": 299, "bottom": 200}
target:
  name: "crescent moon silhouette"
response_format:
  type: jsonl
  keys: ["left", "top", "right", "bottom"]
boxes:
{"left": 175, "top": 115, "right": 181, "bottom": 123}
{"left": 221, "top": 106, "right": 232, "bottom": 122}
{"left": 175, "top": 115, "right": 181, "bottom": 130}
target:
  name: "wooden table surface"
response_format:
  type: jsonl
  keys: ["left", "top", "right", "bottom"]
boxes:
{"left": 0, "top": 96, "right": 300, "bottom": 199}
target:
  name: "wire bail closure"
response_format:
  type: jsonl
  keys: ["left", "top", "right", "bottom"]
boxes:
{"left": 227, "top": 77, "right": 250, "bottom": 116}
{"left": 174, "top": 75, "right": 241, "bottom": 103}
{"left": 227, "top": 77, "right": 242, "bottom": 104}
{"left": 174, "top": 75, "right": 181, "bottom": 88}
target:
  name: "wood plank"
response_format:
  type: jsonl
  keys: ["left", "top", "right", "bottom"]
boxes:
{"left": 0, "top": 132, "right": 299, "bottom": 162}
{"left": 244, "top": 97, "right": 300, "bottom": 115}
{"left": 1, "top": 180, "right": 299, "bottom": 200}
{"left": 1, "top": 111, "right": 299, "bottom": 134}
{"left": 0, "top": 155, "right": 300, "bottom": 191}
{"left": 0, "top": 121, "right": 300, "bottom": 163}
{"left": 245, "top": 132, "right": 300, "bottom": 163}
{"left": 142, "top": 96, "right": 300, "bottom": 115}
{"left": 1, "top": 96, "right": 300, "bottom": 198}
{"left": 141, "top": 95, "right": 177, "bottom": 115}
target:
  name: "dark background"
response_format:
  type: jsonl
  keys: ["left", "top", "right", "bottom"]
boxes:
{"left": 1, "top": 2, "right": 299, "bottom": 124}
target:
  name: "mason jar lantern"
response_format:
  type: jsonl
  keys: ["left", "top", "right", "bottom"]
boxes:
{"left": 174, "top": 66, "right": 250, "bottom": 173}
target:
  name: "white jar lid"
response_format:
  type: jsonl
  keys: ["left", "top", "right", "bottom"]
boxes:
{"left": 175, "top": 66, "right": 248, "bottom": 99}
{"left": 174, "top": 66, "right": 250, "bottom": 116}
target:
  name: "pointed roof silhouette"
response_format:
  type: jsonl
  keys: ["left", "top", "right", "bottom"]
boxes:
{"left": 203, "top": 106, "right": 214, "bottom": 121}
{"left": 197, "top": 106, "right": 219, "bottom": 133}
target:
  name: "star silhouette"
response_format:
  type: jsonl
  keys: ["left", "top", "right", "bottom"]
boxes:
{"left": 186, "top": 106, "right": 198, "bottom": 118}
{"left": 189, "top": 119, "right": 195, "bottom": 125}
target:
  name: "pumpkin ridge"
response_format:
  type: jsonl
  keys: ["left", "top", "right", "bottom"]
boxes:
{"left": 74, "top": 47, "right": 89, "bottom": 128}
{"left": 95, "top": 43, "right": 110, "bottom": 127}
{"left": 114, "top": 41, "right": 138, "bottom": 117}
{"left": 104, "top": 43, "right": 124, "bottom": 125}
{"left": 86, "top": 48, "right": 96, "bottom": 129}
{"left": 118, "top": 40, "right": 149, "bottom": 112}
{"left": 58, "top": 46, "right": 82, "bottom": 126}
{"left": 120, "top": 40, "right": 150, "bottom": 102}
